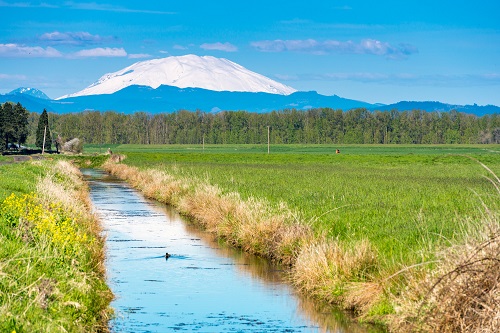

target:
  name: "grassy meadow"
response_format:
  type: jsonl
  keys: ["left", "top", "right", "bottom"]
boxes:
{"left": 101, "top": 143, "right": 500, "bottom": 331}
{"left": 0, "top": 159, "right": 112, "bottom": 332}
{"left": 104, "top": 144, "right": 499, "bottom": 263}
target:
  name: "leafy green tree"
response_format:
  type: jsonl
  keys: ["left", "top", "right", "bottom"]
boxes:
{"left": 36, "top": 109, "right": 51, "bottom": 150}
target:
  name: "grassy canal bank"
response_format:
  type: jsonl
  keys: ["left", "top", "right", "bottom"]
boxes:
{"left": 0, "top": 159, "right": 112, "bottom": 332}
{"left": 101, "top": 144, "right": 499, "bottom": 332}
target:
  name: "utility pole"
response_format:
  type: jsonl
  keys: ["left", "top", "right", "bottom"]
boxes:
{"left": 42, "top": 126, "right": 47, "bottom": 154}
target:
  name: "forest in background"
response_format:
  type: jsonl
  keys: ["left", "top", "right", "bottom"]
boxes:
{"left": 22, "top": 107, "right": 500, "bottom": 146}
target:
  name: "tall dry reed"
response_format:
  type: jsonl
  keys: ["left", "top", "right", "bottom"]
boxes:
{"left": 389, "top": 161, "right": 500, "bottom": 333}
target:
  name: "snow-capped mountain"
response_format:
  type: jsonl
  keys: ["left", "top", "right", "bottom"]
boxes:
{"left": 9, "top": 87, "right": 50, "bottom": 100}
{"left": 57, "top": 54, "right": 297, "bottom": 99}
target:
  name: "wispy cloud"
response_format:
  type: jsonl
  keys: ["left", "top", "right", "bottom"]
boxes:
{"left": 71, "top": 47, "right": 127, "bottom": 57}
{"left": 333, "top": 5, "right": 352, "bottom": 10}
{"left": 0, "top": 1, "right": 57, "bottom": 8}
{"left": 0, "top": 73, "right": 27, "bottom": 80}
{"left": 173, "top": 45, "right": 188, "bottom": 50}
{"left": 38, "top": 31, "right": 119, "bottom": 46}
{"left": 64, "top": 1, "right": 175, "bottom": 14}
{"left": 0, "top": 1, "right": 175, "bottom": 13}
{"left": 286, "top": 72, "right": 500, "bottom": 86}
{"left": 274, "top": 74, "right": 300, "bottom": 81}
{"left": 0, "top": 43, "right": 62, "bottom": 57}
{"left": 251, "top": 39, "right": 418, "bottom": 59}
{"left": 200, "top": 42, "right": 238, "bottom": 52}
{"left": 128, "top": 53, "right": 151, "bottom": 59}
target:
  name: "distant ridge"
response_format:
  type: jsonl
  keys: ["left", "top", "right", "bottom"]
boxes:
{"left": 371, "top": 101, "right": 500, "bottom": 116}
{"left": 2, "top": 85, "right": 373, "bottom": 114}
{"left": 1, "top": 87, "right": 498, "bottom": 116}
{"left": 9, "top": 87, "right": 50, "bottom": 100}
{"left": 57, "top": 54, "right": 297, "bottom": 99}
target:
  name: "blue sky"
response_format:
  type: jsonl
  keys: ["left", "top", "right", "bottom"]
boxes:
{"left": 0, "top": 0, "right": 499, "bottom": 105}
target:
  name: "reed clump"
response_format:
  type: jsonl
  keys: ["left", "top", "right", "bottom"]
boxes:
{"left": 292, "top": 238, "right": 379, "bottom": 305}
{"left": 178, "top": 183, "right": 312, "bottom": 265}
{"left": 388, "top": 223, "right": 500, "bottom": 333}
{"left": 103, "top": 160, "right": 188, "bottom": 205}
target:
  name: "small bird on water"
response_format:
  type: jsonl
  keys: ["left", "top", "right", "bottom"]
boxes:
{"left": 165, "top": 252, "right": 171, "bottom": 259}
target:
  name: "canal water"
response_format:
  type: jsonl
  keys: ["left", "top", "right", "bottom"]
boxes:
{"left": 83, "top": 169, "right": 375, "bottom": 333}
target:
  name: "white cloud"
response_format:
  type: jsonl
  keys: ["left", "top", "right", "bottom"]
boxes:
{"left": 72, "top": 47, "right": 127, "bottom": 57}
{"left": 251, "top": 39, "right": 418, "bottom": 59}
{"left": 290, "top": 72, "right": 500, "bottom": 87}
{"left": 0, "top": 43, "right": 62, "bottom": 57}
{"left": 173, "top": 45, "right": 187, "bottom": 50}
{"left": 274, "top": 74, "right": 299, "bottom": 81}
{"left": 64, "top": 1, "right": 175, "bottom": 14}
{"left": 128, "top": 53, "right": 151, "bottom": 59}
{"left": 38, "top": 31, "right": 118, "bottom": 45}
{"left": 200, "top": 42, "right": 238, "bottom": 52}
{"left": 0, "top": 1, "right": 57, "bottom": 8}
{"left": 0, "top": 73, "right": 27, "bottom": 80}
{"left": 333, "top": 5, "right": 352, "bottom": 10}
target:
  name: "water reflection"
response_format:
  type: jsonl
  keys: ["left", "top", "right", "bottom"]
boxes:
{"left": 83, "top": 169, "right": 380, "bottom": 333}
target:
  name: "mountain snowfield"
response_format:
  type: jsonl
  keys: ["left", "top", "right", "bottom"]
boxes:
{"left": 9, "top": 87, "right": 50, "bottom": 100}
{"left": 57, "top": 54, "right": 297, "bottom": 99}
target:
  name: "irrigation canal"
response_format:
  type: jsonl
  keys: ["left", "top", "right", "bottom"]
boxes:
{"left": 83, "top": 169, "right": 378, "bottom": 333}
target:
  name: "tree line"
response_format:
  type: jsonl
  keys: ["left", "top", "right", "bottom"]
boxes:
{"left": 29, "top": 108, "right": 498, "bottom": 146}
{"left": 2, "top": 106, "right": 497, "bottom": 147}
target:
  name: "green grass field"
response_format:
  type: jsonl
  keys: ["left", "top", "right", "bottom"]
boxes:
{"left": 103, "top": 144, "right": 500, "bottom": 266}
{"left": 0, "top": 160, "right": 112, "bottom": 332}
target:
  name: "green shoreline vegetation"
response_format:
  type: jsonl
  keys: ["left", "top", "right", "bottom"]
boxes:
{"left": 0, "top": 159, "right": 112, "bottom": 332}
{"left": 100, "top": 144, "right": 499, "bottom": 332}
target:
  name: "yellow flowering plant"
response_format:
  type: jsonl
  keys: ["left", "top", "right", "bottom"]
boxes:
{"left": 1, "top": 192, "right": 90, "bottom": 257}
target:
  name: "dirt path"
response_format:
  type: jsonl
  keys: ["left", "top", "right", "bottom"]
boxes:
{"left": 0, "top": 155, "right": 45, "bottom": 165}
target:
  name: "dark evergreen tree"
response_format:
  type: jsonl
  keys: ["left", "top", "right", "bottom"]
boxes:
{"left": 13, "top": 103, "right": 29, "bottom": 148}
{"left": 0, "top": 104, "right": 4, "bottom": 149}
{"left": 36, "top": 109, "right": 51, "bottom": 150}
{"left": 1, "top": 102, "right": 16, "bottom": 150}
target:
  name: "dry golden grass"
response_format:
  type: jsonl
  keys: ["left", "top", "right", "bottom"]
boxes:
{"left": 390, "top": 223, "right": 500, "bottom": 333}
{"left": 178, "top": 183, "right": 311, "bottom": 265}
{"left": 292, "top": 239, "right": 379, "bottom": 304}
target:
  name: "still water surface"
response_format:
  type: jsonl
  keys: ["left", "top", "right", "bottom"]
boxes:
{"left": 83, "top": 169, "right": 376, "bottom": 333}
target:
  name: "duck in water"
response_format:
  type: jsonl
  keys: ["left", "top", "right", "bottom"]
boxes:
{"left": 165, "top": 252, "right": 171, "bottom": 260}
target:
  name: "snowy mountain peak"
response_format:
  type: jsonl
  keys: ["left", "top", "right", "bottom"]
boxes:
{"left": 57, "top": 54, "right": 297, "bottom": 99}
{"left": 9, "top": 87, "right": 50, "bottom": 100}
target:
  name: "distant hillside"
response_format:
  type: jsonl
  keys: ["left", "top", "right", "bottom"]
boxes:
{"left": 1, "top": 85, "right": 374, "bottom": 114}
{"left": 9, "top": 87, "right": 50, "bottom": 100}
{"left": 1, "top": 86, "right": 499, "bottom": 116}
{"left": 372, "top": 101, "right": 500, "bottom": 116}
